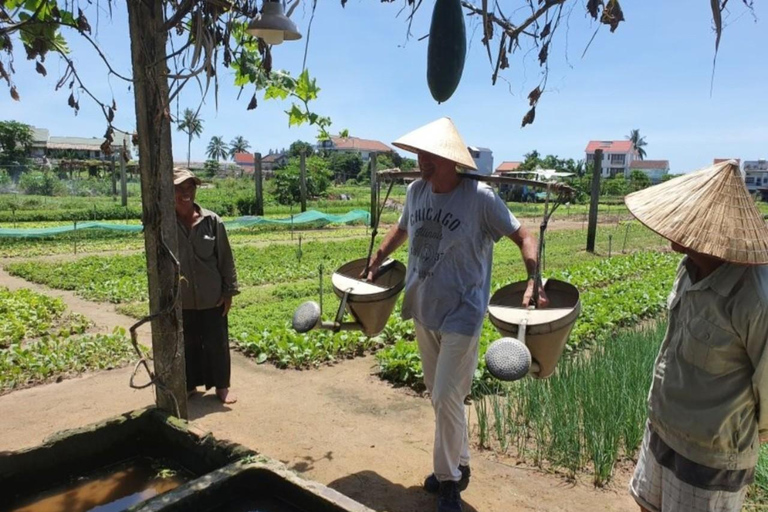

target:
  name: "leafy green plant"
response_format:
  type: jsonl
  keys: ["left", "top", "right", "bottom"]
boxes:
{"left": 0, "top": 287, "right": 89, "bottom": 347}
{"left": 0, "top": 328, "right": 135, "bottom": 392}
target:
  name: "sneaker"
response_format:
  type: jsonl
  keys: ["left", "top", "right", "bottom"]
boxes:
{"left": 437, "top": 480, "right": 463, "bottom": 512}
{"left": 424, "top": 465, "right": 470, "bottom": 493}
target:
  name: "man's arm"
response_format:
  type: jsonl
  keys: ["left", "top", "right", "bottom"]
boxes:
{"left": 364, "top": 224, "right": 408, "bottom": 281}
{"left": 743, "top": 306, "right": 768, "bottom": 443}
{"left": 215, "top": 218, "right": 239, "bottom": 316}
{"left": 507, "top": 225, "right": 549, "bottom": 307}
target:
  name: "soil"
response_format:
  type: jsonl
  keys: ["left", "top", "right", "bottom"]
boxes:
{"left": 0, "top": 268, "right": 638, "bottom": 512}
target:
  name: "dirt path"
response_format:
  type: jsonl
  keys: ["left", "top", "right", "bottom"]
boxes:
{"left": 0, "top": 272, "right": 637, "bottom": 512}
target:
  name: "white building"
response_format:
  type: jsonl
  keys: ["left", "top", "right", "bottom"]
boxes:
{"left": 468, "top": 146, "right": 494, "bottom": 176}
{"left": 629, "top": 160, "right": 670, "bottom": 184}
{"left": 317, "top": 136, "right": 394, "bottom": 162}
{"left": 743, "top": 160, "right": 768, "bottom": 193}
{"left": 29, "top": 126, "right": 132, "bottom": 161}
{"left": 585, "top": 140, "right": 638, "bottom": 178}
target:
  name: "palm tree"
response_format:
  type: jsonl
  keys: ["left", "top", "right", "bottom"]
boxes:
{"left": 206, "top": 136, "right": 229, "bottom": 162}
{"left": 229, "top": 135, "right": 251, "bottom": 158}
{"left": 627, "top": 129, "right": 648, "bottom": 160}
{"left": 177, "top": 108, "right": 204, "bottom": 168}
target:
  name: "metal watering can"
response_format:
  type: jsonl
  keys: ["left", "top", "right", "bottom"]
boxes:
{"left": 292, "top": 257, "right": 406, "bottom": 337}
{"left": 484, "top": 279, "right": 581, "bottom": 381}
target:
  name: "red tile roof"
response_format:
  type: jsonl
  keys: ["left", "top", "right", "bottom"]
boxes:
{"left": 585, "top": 140, "right": 634, "bottom": 153}
{"left": 234, "top": 152, "right": 253, "bottom": 165}
{"left": 495, "top": 161, "right": 522, "bottom": 172}
{"left": 630, "top": 160, "right": 669, "bottom": 170}
{"left": 233, "top": 152, "right": 287, "bottom": 165}
{"left": 331, "top": 136, "right": 393, "bottom": 153}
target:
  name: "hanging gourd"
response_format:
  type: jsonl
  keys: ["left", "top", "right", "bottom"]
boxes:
{"left": 427, "top": 0, "right": 467, "bottom": 103}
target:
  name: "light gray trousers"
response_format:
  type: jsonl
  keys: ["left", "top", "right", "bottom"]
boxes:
{"left": 414, "top": 321, "right": 481, "bottom": 482}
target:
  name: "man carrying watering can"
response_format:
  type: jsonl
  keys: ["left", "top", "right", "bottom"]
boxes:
{"left": 625, "top": 160, "right": 768, "bottom": 512}
{"left": 365, "top": 117, "right": 548, "bottom": 512}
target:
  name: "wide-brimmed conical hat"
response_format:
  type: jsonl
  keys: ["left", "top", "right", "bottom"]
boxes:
{"left": 625, "top": 160, "right": 768, "bottom": 264}
{"left": 392, "top": 117, "right": 477, "bottom": 170}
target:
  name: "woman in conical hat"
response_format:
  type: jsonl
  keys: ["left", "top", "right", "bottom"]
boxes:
{"left": 365, "top": 117, "right": 547, "bottom": 512}
{"left": 626, "top": 160, "right": 768, "bottom": 512}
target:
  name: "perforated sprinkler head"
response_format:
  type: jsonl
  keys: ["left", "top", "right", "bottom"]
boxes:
{"left": 484, "top": 337, "right": 532, "bottom": 382}
{"left": 292, "top": 301, "right": 321, "bottom": 333}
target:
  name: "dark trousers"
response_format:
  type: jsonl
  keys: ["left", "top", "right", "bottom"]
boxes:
{"left": 182, "top": 306, "right": 231, "bottom": 391}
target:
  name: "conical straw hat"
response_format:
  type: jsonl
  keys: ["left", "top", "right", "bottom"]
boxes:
{"left": 392, "top": 117, "right": 477, "bottom": 170}
{"left": 625, "top": 160, "right": 768, "bottom": 264}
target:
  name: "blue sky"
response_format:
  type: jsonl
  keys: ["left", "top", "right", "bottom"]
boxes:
{"left": 2, "top": 1, "right": 767, "bottom": 173}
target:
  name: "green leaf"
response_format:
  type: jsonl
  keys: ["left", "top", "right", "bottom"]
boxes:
{"left": 294, "top": 70, "right": 318, "bottom": 102}
{"left": 264, "top": 85, "right": 289, "bottom": 101}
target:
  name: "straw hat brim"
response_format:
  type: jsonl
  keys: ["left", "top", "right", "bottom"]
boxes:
{"left": 625, "top": 160, "right": 768, "bottom": 265}
{"left": 392, "top": 117, "right": 478, "bottom": 171}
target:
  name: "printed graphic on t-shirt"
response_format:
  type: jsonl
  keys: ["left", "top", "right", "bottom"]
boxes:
{"left": 408, "top": 207, "right": 462, "bottom": 280}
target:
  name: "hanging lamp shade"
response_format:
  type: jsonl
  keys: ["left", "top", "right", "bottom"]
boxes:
{"left": 246, "top": 1, "right": 302, "bottom": 45}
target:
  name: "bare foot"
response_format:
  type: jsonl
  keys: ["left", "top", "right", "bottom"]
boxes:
{"left": 216, "top": 388, "right": 237, "bottom": 404}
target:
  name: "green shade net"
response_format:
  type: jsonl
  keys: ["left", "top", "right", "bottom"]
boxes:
{"left": 0, "top": 209, "right": 371, "bottom": 238}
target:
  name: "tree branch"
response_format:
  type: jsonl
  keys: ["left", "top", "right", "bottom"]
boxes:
{"left": 460, "top": 1, "right": 539, "bottom": 39}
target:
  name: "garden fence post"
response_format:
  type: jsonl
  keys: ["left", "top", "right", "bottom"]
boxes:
{"left": 299, "top": 152, "right": 307, "bottom": 213}
{"left": 586, "top": 149, "right": 602, "bottom": 252}
{"left": 608, "top": 234, "right": 612, "bottom": 258}
{"left": 120, "top": 142, "right": 128, "bottom": 207}
{"left": 370, "top": 153, "right": 378, "bottom": 229}
{"left": 111, "top": 155, "right": 117, "bottom": 197}
{"left": 622, "top": 222, "right": 631, "bottom": 253}
{"left": 254, "top": 152, "right": 264, "bottom": 216}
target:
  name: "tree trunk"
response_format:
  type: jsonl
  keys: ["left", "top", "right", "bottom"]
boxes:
{"left": 187, "top": 134, "right": 191, "bottom": 169}
{"left": 127, "top": 0, "right": 187, "bottom": 418}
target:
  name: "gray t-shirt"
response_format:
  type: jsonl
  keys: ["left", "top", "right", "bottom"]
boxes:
{"left": 398, "top": 178, "right": 521, "bottom": 336}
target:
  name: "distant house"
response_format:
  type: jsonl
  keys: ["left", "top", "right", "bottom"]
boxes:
{"left": 495, "top": 161, "right": 522, "bottom": 175}
{"left": 467, "top": 146, "right": 494, "bottom": 175}
{"left": 233, "top": 152, "right": 255, "bottom": 174}
{"left": 744, "top": 160, "right": 768, "bottom": 194}
{"left": 232, "top": 152, "right": 285, "bottom": 175}
{"left": 29, "top": 126, "right": 132, "bottom": 161}
{"left": 714, "top": 158, "right": 741, "bottom": 166}
{"left": 317, "top": 136, "right": 393, "bottom": 162}
{"left": 629, "top": 160, "right": 670, "bottom": 184}
{"left": 262, "top": 152, "right": 288, "bottom": 172}
{"left": 585, "top": 140, "right": 638, "bottom": 178}
{"left": 173, "top": 161, "right": 207, "bottom": 171}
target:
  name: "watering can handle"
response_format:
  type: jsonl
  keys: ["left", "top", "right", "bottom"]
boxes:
{"left": 333, "top": 288, "right": 353, "bottom": 329}
{"left": 518, "top": 317, "right": 528, "bottom": 344}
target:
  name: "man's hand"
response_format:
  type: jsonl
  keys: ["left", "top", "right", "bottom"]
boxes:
{"left": 362, "top": 257, "right": 381, "bottom": 282}
{"left": 217, "top": 295, "right": 233, "bottom": 316}
{"left": 523, "top": 279, "right": 550, "bottom": 308}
